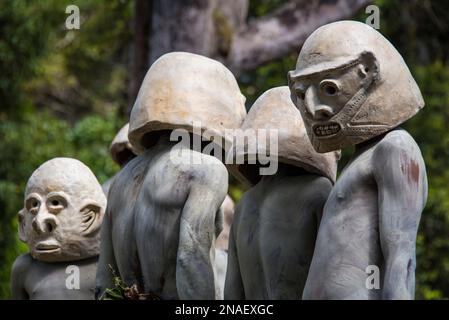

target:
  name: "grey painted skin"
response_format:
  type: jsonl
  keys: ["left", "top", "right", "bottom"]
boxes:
{"left": 101, "top": 175, "right": 115, "bottom": 197}
{"left": 97, "top": 53, "right": 245, "bottom": 300}
{"left": 288, "top": 21, "right": 427, "bottom": 299}
{"left": 96, "top": 133, "right": 228, "bottom": 300}
{"left": 303, "top": 128, "right": 427, "bottom": 299}
{"left": 225, "top": 163, "right": 332, "bottom": 299}
{"left": 11, "top": 254, "right": 97, "bottom": 300}
{"left": 11, "top": 158, "right": 106, "bottom": 300}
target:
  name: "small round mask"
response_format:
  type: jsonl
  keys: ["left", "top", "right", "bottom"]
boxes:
{"left": 18, "top": 158, "right": 107, "bottom": 262}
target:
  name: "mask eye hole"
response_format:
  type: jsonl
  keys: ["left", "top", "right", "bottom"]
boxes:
{"left": 319, "top": 80, "right": 339, "bottom": 97}
{"left": 47, "top": 195, "right": 67, "bottom": 213}
{"left": 295, "top": 87, "right": 306, "bottom": 101}
{"left": 26, "top": 197, "right": 40, "bottom": 214}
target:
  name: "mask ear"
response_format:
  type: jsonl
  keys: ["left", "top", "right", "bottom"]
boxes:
{"left": 358, "top": 51, "right": 380, "bottom": 86}
{"left": 287, "top": 71, "right": 299, "bottom": 107}
{"left": 334, "top": 150, "right": 342, "bottom": 161}
{"left": 240, "top": 93, "right": 246, "bottom": 105}
{"left": 287, "top": 70, "right": 294, "bottom": 88}
{"left": 79, "top": 202, "right": 104, "bottom": 236}
{"left": 18, "top": 209, "right": 28, "bottom": 243}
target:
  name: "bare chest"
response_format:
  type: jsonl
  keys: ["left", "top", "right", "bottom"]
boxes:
{"left": 25, "top": 261, "right": 97, "bottom": 300}
{"left": 322, "top": 150, "right": 379, "bottom": 239}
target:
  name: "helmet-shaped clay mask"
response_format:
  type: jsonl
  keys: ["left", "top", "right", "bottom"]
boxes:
{"left": 109, "top": 123, "right": 139, "bottom": 167}
{"left": 288, "top": 21, "right": 424, "bottom": 153}
{"left": 18, "top": 158, "right": 106, "bottom": 262}
{"left": 128, "top": 52, "right": 247, "bottom": 153}
{"left": 228, "top": 86, "right": 340, "bottom": 186}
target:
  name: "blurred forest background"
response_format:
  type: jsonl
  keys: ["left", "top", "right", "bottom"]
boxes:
{"left": 1, "top": 0, "right": 449, "bottom": 299}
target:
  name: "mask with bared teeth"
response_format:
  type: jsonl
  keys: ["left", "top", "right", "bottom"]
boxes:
{"left": 288, "top": 21, "right": 424, "bottom": 153}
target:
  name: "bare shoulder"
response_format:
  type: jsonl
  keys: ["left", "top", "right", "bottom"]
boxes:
{"left": 161, "top": 149, "right": 228, "bottom": 189}
{"left": 308, "top": 175, "right": 333, "bottom": 201}
{"left": 285, "top": 174, "right": 333, "bottom": 203}
{"left": 304, "top": 174, "right": 333, "bottom": 190}
{"left": 12, "top": 253, "right": 33, "bottom": 277}
{"left": 373, "top": 128, "right": 423, "bottom": 160}
{"left": 11, "top": 253, "right": 33, "bottom": 299}
{"left": 111, "top": 154, "right": 146, "bottom": 188}
{"left": 372, "top": 128, "right": 427, "bottom": 185}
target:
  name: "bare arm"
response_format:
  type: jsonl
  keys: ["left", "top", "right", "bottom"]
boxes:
{"left": 176, "top": 162, "right": 228, "bottom": 300}
{"left": 11, "top": 254, "right": 30, "bottom": 300}
{"left": 312, "top": 177, "right": 333, "bottom": 233}
{"left": 223, "top": 206, "right": 245, "bottom": 300}
{"left": 95, "top": 209, "right": 118, "bottom": 299}
{"left": 373, "top": 132, "right": 428, "bottom": 299}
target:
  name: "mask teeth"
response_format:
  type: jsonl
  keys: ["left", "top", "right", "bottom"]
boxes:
{"left": 314, "top": 123, "right": 341, "bottom": 137}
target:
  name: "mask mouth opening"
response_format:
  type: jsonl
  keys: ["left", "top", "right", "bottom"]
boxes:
{"left": 34, "top": 242, "right": 60, "bottom": 253}
{"left": 313, "top": 122, "right": 341, "bottom": 137}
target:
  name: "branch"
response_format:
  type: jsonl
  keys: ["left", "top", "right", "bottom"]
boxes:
{"left": 228, "top": 0, "right": 372, "bottom": 75}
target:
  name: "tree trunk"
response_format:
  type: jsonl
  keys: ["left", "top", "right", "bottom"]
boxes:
{"left": 128, "top": 0, "right": 152, "bottom": 113}
{"left": 128, "top": 0, "right": 372, "bottom": 114}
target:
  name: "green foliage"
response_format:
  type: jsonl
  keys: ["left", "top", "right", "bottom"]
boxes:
{"left": 0, "top": 0, "right": 132, "bottom": 297}
{"left": 0, "top": 1, "right": 130, "bottom": 298}
{"left": 100, "top": 266, "right": 127, "bottom": 300}
{"left": 404, "top": 62, "right": 449, "bottom": 299}
{"left": 240, "top": 54, "right": 296, "bottom": 108}
{"left": 367, "top": 0, "right": 449, "bottom": 299}
{"left": 0, "top": 0, "right": 60, "bottom": 112}
{"left": 248, "top": 0, "right": 286, "bottom": 18}
{"left": 2, "top": 0, "right": 449, "bottom": 301}
{"left": 100, "top": 266, "right": 161, "bottom": 300}
{"left": 375, "top": 0, "right": 449, "bottom": 66}
{"left": 240, "top": 0, "right": 449, "bottom": 300}
{"left": 69, "top": 112, "right": 121, "bottom": 183}
{"left": 0, "top": 110, "right": 121, "bottom": 298}
{"left": 24, "top": 0, "right": 132, "bottom": 119}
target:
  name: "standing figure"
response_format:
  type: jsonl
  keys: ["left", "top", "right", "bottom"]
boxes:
{"left": 102, "top": 123, "right": 139, "bottom": 195}
{"left": 95, "top": 52, "right": 246, "bottom": 300}
{"left": 11, "top": 158, "right": 106, "bottom": 299}
{"left": 214, "top": 195, "right": 235, "bottom": 299}
{"left": 104, "top": 124, "right": 235, "bottom": 299}
{"left": 288, "top": 21, "right": 428, "bottom": 299}
{"left": 224, "top": 86, "right": 339, "bottom": 299}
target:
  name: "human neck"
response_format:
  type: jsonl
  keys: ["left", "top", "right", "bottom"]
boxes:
{"left": 141, "top": 131, "right": 178, "bottom": 155}
{"left": 260, "top": 162, "right": 307, "bottom": 182}
{"left": 353, "top": 126, "right": 401, "bottom": 155}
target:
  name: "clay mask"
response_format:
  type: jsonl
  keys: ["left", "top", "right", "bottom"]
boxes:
{"left": 19, "top": 158, "right": 106, "bottom": 262}
{"left": 110, "top": 123, "right": 139, "bottom": 167}
{"left": 288, "top": 21, "right": 424, "bottom": 153}
{"left": 128, "top": 52, "right": 247, "bottom": 154}
{"left": 228, "top": 86, "right": 340, "bottom": 186}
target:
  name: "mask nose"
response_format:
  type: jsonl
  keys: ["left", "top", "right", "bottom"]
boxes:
{"left": 32, "top": 208, "right": 57, "bottom": 235}
{"left": 304, "top": 87, "right": 335, "bottom": 120}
